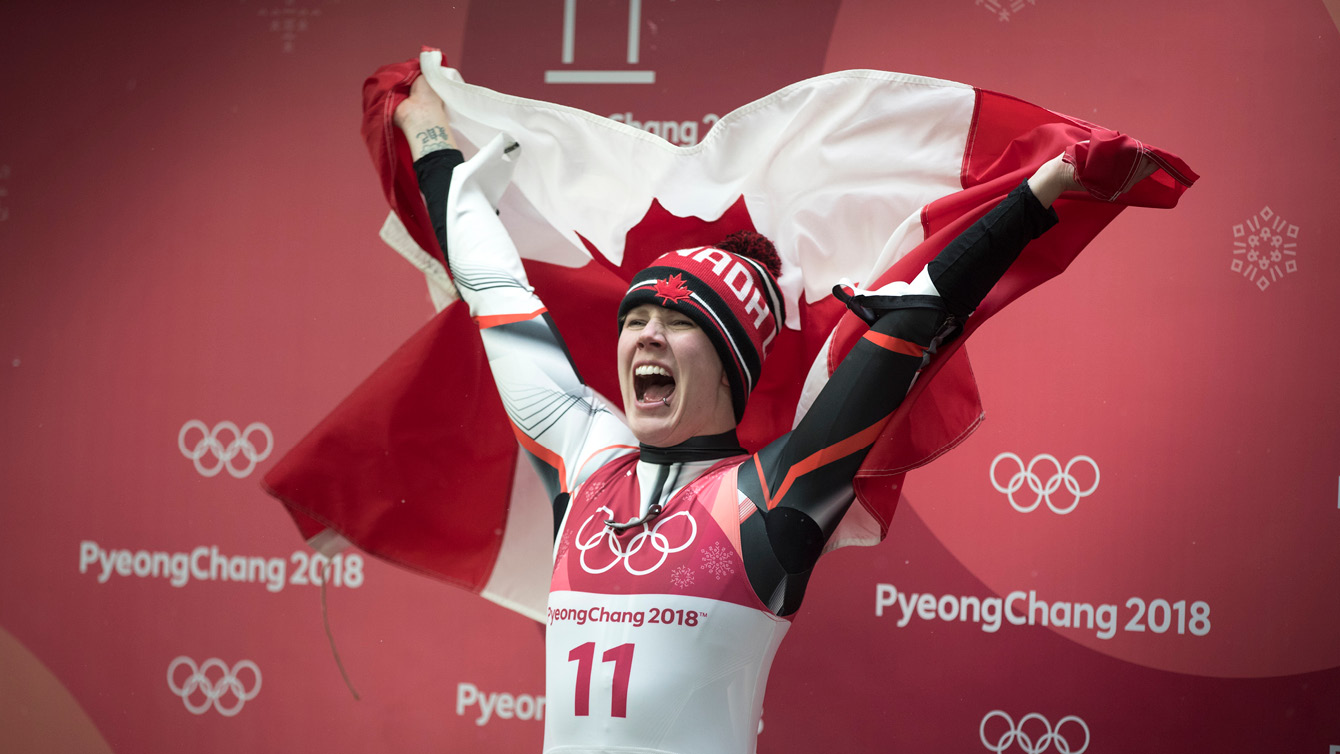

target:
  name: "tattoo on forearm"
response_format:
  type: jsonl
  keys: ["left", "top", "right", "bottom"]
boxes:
{"left": 416, "top": 126, "right": 453, "bottom": 155}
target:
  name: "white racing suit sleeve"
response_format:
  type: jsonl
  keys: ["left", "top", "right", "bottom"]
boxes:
{"left": 445, "top": 135, "right": 637, "bottom": 504}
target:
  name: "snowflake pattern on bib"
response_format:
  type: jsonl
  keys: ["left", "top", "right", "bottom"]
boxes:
{"left": 699, "top": 541, "right": 736, "bottom": 580}
{"left": 670, "top": 565, "right": 695, "bottom": 589}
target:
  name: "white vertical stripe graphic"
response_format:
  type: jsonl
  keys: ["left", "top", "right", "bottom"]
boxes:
{"left": 562, "top": 0, "right": 576, "bottom": 64}
{"left": 627, "top": 0, "right": 641, "bottom": 63}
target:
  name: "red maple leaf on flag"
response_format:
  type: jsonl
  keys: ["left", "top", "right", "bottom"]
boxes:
{"left": 654, "top": 273, "right": 692, "bottom": 305}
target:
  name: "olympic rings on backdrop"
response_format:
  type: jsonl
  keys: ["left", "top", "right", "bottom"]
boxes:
{"left": 178, "top": 420, "right": 273, "bottom": 479}
{"left": 166, "top": 656, "right": 262, "bottom": 717}
{"left": 980, "top": 711, "right": 1090, "bottom": 754}
{"left": 990, "top": 453, "right": 1100, "bottom": 514}
{"left": 574, "top": 506, "right": 697, "bottom": 576}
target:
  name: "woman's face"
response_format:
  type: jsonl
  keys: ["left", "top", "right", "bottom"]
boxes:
{"left": 616, "top": 304, "right": 735, "bottom": 447}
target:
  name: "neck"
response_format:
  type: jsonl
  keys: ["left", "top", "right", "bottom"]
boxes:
{"left": 638, "top": 429, "right": 746, "bottom": 465}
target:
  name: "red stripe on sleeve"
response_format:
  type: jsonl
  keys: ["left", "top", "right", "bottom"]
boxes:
{"left": 862, "top": 330, "right": 925, "bottom": 357}
{"left": 768, "top": 422, "right": 885, "bottom": 510}
{"left": 510, "top": 423, "right": 568, "bottom": 493}
{"left": 752, "top": 454, "right": 774, "bottom": 510}
{"left": 475, "top": 308, "right": 548, "bottom": 329}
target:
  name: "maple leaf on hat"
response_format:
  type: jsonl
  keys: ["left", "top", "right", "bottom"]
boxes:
{"left": 654, "top": 273, "right": 692, "bottom": 304}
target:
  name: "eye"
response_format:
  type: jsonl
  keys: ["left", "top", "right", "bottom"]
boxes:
{"left": 623, "top": 317, "right": 646, "bottom": 329}
{"left": 671, "top": 318, "right": 696, "bottom": 329}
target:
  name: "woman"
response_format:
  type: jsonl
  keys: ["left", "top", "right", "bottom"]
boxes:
{"left": 389, "top": 74, "right": 1159, "bottom": 754}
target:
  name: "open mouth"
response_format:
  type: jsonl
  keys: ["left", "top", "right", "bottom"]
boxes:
{"left": 634, "top": 364, "right": 676, "bottom": 407}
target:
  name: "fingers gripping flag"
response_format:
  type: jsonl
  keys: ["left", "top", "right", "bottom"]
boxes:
{"left": 264, "top": 49, "right": 1195, "bottom": 621}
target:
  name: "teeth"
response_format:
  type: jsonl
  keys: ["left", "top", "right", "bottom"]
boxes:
{"left": 634, "top": 365, "right": 671, "bottom": 377}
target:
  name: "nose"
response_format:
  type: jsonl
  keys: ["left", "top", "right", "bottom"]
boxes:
{"left": 637, "top": 318, "right": 667, "bottom": 348}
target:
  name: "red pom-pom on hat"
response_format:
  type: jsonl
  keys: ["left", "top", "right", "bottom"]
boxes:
{"left": 716, "top": 230, "right": 782, "bottom": 277}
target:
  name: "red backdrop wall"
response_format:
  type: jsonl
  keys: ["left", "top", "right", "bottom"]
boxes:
{"left": 1, "top": 1, "right": 1337, "bottom": 752}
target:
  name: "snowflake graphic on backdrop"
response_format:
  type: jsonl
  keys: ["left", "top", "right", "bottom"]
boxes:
{"left": 670, "top": 566, "right": 695, "bottom": 589}
{"left": 1231, "top": 207, "right": 1299, "bottom": 291}
{"left": 256, "top": 0, "right": 325, "bottom": 53}
{"left": 698, "top": 542, "right": 735, "bottom": 580}
{"left": 976, "top": 0, "right": 1038, "bottom": 21}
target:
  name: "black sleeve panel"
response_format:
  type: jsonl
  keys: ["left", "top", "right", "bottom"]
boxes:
{"left": 757, "top": 301, "right": 948, "bottom": 533}
{"left": 928, "top": 180, "right": 1057, "bottom": 318}
{"left": 736, "top": 301, "right": 950, "bottom": 614}
{"left": 552, "top": 492, "right": 571, "bottom": 541}
{"left": 736, "top": 183, "right": 1061, "bottom": 616}
{"left": 765, "top": 508, "right": 825, "bottom": 574}
{"left": 412, "top": 149, "right": 466, "bottom": 263}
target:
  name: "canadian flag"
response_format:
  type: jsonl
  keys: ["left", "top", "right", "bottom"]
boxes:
{"left": 263, "top": 50, "right": 1194, "bottom": 621}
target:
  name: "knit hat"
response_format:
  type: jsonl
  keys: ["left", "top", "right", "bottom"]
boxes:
{"left": 617, "top": 231, "right": 785, "bottom": 422}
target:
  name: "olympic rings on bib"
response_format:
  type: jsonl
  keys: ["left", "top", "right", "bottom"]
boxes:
{"left": 178, "top": 420, "right": 273, "bottom": 479}
{"left": 989, "top": 453, "right": 1099, "bottom": 514}
{"left": 574, "top": 506, "right": 697, "bottom": 576}
{"left": 166, "top": 656, "right": 262, "bottom": 717}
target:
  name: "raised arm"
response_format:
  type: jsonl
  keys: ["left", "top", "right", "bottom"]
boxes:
{"left": 395, "top": 78, "right": 636, "bottom": 534}
{"left": 737, "top": 155, "right": 1096, "bottom": 614}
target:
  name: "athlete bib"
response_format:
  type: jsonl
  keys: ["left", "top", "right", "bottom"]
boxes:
{"left": 544, "top": 455, "right": 791, "bottom": 754}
